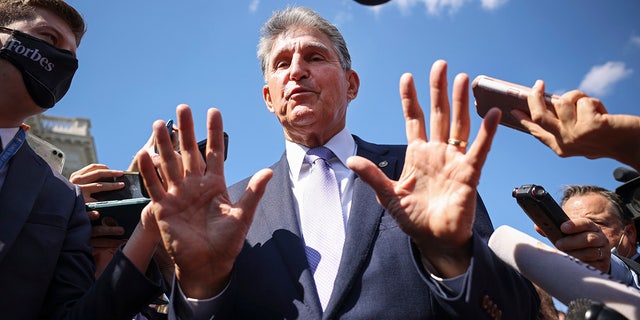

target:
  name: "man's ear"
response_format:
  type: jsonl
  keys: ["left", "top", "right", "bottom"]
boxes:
{"left": 346, "top": 69, "right": 360, "bottom": 101}
{"left": 263, "top": 84, "right": 275, "bottom": 113}
{"left": 627, "top": 222, "right": 637, "bottom": 243}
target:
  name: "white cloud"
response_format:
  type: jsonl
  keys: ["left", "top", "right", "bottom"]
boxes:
{"left": 333, "top": 11, "right": 354, "bottom": 27}
{"left": 249, "top": 0, "right": 260, "bottom": 13}
{"left": 391, "top": 0, "right": 506, "bottom": 16}
{"left": 424, "top": 0, "right": 467, "bottom": 15}
{"left": 394, "top": 0, "right": 416, "bottom": 15}
{"left": 631, "top": 35, "right": 640, "bottom": 47}
{"left": 480, "top": 0, "right": 508, "bottom": 10}
{"left": 578, "top": 61, "right": 633, "bottom": 96}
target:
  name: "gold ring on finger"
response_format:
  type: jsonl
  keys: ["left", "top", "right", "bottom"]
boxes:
{"left": 447, "top": 138, "right": 468, "bottom": 148}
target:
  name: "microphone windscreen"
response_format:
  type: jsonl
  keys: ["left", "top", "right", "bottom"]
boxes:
{"left": 488, "top": 225, "right": 640, "bottom": 319}
{"left": 567, "top": 298, "right": 592, "bottom": 320}
{"left": 567, "top": 298, "right": 629, "bottom": 320}
{"left": 613, "top": 167, "right": 639, "bottom": 182}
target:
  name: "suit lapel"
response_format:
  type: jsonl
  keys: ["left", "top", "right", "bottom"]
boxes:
{"left": 0, "top": 144, "right": 47, "bottom": 262}
{"left": 324, "top": 137, "right": 403, "bottom": 317}
{"left": 256, "top": 154, "right": 324, "bottom": 316}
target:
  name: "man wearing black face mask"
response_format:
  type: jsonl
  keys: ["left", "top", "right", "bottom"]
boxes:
{"left": 0, "top": 1, "right": 163, "bottom": 319}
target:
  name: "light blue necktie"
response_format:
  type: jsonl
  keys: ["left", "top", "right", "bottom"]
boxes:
{"left": 301, "top": 146, "right": 345, "bottom": 310}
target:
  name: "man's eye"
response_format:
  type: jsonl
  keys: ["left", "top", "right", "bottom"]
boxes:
{"left": 309, "top": 54, "right": 325, "bottom": 62}
{"left": 275, "top": 61, "right": 290, "bottom": 69}
{"left": 41, "top": 33, "right": 57, "bottom": 46}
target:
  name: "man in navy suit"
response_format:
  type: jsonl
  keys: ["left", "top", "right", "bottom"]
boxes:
{"left": 0, "top": 1, "right": 162, "bottom": 318}
{"left": 138, "top": 6, "right": 540, "bottom": 319}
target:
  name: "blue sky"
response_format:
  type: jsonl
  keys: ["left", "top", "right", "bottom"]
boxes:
{"left": 56, "top": 0, "right": 638, "bottom": 305}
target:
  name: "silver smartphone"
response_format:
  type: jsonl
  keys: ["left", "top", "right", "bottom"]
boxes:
{"left": 472, "top": 75, "right": 557, "bottom": 134}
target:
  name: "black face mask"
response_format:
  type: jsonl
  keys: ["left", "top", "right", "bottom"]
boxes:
{"left": 0, "top": 26, "right": 78, "bottom": 109}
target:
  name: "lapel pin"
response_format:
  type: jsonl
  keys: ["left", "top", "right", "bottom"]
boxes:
{"left": 378, "top": 160, "right": 388, "bottom": 168}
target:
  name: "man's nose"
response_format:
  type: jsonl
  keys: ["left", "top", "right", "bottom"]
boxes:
{"left": 288, "top": 54, "right": 309, "bottom": 80}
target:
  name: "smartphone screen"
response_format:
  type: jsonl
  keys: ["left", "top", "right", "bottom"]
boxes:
{"left": 472, "top": 75, "right": 556, "bottom": 134}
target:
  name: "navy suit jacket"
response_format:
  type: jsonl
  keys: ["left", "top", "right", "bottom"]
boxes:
{"left": 0, "top": 142, "right": 161, "bottom": 319}
{"left": 174, "top": 136, "right": 539, "bottom": 319}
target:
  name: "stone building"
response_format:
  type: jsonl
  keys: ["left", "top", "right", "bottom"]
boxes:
{"left": 24, "top": 114, "right": 97, "bottom": 178}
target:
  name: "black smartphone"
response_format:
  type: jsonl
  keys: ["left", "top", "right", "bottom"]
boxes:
{"left": 195, "top": 131, "right": 229, "bottom": 161}
{"left": 472, "top": 75, "right": 557, "bottom": 134}
{"left": 87, "top": 172, "right": 149, "bottom": 239}
{"left": 512, "top": 184, "right": 570, "bottom": 243}
{"left": 86, "top": 198, "right": 150, "bottom": 239}
{"left": 90, "top": 172, "right": 148, "bottom": 201}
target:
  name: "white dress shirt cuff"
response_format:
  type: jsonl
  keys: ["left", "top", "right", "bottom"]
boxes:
{"left": 176, "top": 280, "right": 229, "bottom": 319}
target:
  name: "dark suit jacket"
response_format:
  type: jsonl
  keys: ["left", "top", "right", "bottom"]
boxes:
{"left": 0, "top": 142, "right": 162, "bottom": 319}
{"left": 173, "top": 136, "right": 540, "bottom": 319}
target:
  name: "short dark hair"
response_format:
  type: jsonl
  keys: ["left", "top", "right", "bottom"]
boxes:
{"left": 0, "top": 0, "right": 85, "bottom": 46}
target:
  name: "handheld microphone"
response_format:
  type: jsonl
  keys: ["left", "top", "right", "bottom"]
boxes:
{"left": 613, "top": 167, "right": 639, "bottom": 183}
{"left": 566, "top": 298, "right": 628, "bottom": 320}
{"left": 488, "top": 225, "right": 640, "bottom": 319}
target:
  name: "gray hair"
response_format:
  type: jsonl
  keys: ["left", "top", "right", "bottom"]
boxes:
{"left": 257, "top": 6, "right": 351, "bottom": 82}
{"left": 561, "top": 185, "right": 630, "bottom": 225}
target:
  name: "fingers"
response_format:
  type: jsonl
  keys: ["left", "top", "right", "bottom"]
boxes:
{"left": 154, "top": 117, "right": 182, "bottom": 186}
{"left": 128, "top": 133, "right": 157, "bottom": 171}
{"left": 399, "top": 73, "right": 426, "bottom": 142}
{"left": 87, "top": 210, "right": 100, "bottom": 221}
{"left": 347, "top": 156, "right": 395, "bottom": 205}
{"left": 466, "top": 107, "right": 500, "bottom": 170}
{"left": 137, "top": 149, "right": 165, "bottom": 202}
{"left": 69, "top": 164, "right": 125, "bottom": 203}
{"left": 450, "top": 73, "right": 471, "bottom": 144}
{"left": 204, "top": 108, "right": 226, "bottom": 177}
{"left": 560, "top": 217, "right": 601, "bottom": 234}
{"left": 236, "top": 168, "right": 273, "bottom": 224}
{"left": 70, "top": 163, "right": 110, "bottom": 180}
{"left": 81, "top": 185, "right": 124, "bottom": 204}
{"left": 429, "top": 60, "right": 450, "bottom": 143}
{"left": 556, "top": 218, "right": 609, "bottom": 257}
{"left": 555, "top": 226, "right": 610, "bottom": 273}
{"left": 176, "top": 104, "right": 204, "bottom": 176}
{"left": 91, "top": 223, "right": 125, "bottom": 238}
{"left": 576, "top": 95, "right": 608, "bottom": 118}
{"left": 527, "top": 80, "right": 554, "bottom": 126}
{"left": 69, "top": 164, "right": 123, "bottom": 184}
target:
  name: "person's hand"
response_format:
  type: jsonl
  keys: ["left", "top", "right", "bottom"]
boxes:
{"left": 347, "top": 60, "right": 501, "bottom": 278}
{"left": 70, "top": 163, "right": 126, "bottom": 203}
{"left": 535, "top": 218, "right": 611, "bottom": 273}
{"left": 91, "top": 237, "right": 127, "bottom": 278}
{"left": 69, "top": 164, "right": 127, "bottom": 241}
{"left": 514, "top": 80, "right": 640, "bottom": 172}
{"left": 127, "top": 121, "right": 180, "bottom": 172}
{"left": 137, "top": 104, "right": 273, "bottom": 299}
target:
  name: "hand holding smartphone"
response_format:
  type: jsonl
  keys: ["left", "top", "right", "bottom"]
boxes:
{"left": 87, "top": 172, "right": 149, "bottom": 239}
{"left": 472, "top": 75, "right": 558, "bottom": 134}
{"left": 512, "top": 184, "right": 570, "bottom": 244}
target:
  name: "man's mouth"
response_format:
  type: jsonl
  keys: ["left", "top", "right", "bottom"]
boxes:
{"left": 286, "top": 86, "right": 314, "bottom": 100}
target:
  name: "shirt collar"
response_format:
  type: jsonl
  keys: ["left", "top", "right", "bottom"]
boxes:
{"left": 286, "top": 127, "right": 356, "bottom": 181}
{"left": 0, "top": 127, "right": 20, "bottom": 151}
